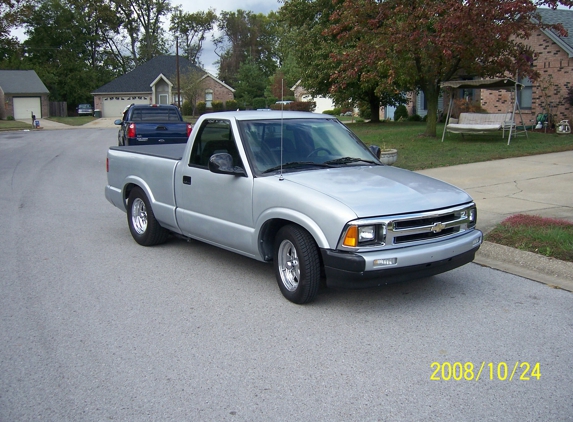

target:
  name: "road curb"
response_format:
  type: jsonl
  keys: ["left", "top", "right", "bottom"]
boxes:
{"left": 474, "top": 241, "right": 573, "bottom": 292}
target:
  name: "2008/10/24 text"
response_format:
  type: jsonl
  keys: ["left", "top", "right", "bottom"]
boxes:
{"left": 430, "top": 362, "right": 541, "bottom": 381}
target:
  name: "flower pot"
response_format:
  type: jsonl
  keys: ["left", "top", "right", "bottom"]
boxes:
{"left": 556, "top": 120, "right": 571, "bottom": 135}
{"left": 379, "top": 149, "right": 398, "bottom": 165}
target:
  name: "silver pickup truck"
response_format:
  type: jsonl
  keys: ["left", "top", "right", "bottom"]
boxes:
{"left": 105, "top": 111, "right": 482, "bottom": 304}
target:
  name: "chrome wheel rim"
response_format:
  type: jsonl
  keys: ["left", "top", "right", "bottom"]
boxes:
{"left": 131, "top": 198, "right": 147, "bottom": 235}
{"left": 278, "top": 239, "right": 300, "bottom": 292}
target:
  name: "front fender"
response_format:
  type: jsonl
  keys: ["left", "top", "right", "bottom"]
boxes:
{"left": 254, "top": 208, "right": 331, "bottom": 261}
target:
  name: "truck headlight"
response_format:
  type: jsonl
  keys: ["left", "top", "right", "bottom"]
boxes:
{"left": 342, "top": 224, "right": 386, "bottom": 248}
{"left": 358, "top": 225, "right": 376, "bottom": 242}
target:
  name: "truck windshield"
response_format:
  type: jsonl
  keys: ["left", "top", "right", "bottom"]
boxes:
{"left": 238, "top": 118, "right": 380, "bottom": 175}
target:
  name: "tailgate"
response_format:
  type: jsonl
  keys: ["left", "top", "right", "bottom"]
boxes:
{"left": 129, "top": 122, "right": 190, "bottom": 144}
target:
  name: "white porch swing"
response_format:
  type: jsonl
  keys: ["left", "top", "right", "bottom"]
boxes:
{"left": 440, "top": 78, "right": 529, "bottom": 145}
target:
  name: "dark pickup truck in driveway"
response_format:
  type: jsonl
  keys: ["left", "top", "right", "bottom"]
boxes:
{"left": 114, "top": 104, "right": 192, "bottom": 146}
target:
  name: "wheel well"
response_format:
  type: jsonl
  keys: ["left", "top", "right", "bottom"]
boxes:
{"left": 259, "top": 219, "right": 323, "bottom": 269}
{"left": 123, "top": 183, "right": 138, "bottom": 206}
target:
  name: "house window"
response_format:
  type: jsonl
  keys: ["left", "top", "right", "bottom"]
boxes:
{"left": 517, "top": 77, "right": 532, "bottom": 109}
{"left": 419, "top": 91, "right": 428, "bottom": 111}
{"left": 205, "top": 89, "right": 213, "bottom": 108}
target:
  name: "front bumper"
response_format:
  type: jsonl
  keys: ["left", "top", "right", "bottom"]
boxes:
{"left": 321, "top": 230, "right": 482, "bottom": 289}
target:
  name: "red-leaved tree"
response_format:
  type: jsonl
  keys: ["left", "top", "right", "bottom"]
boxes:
{"left": 324, "top": 0, "right": 571, "bottom": 136}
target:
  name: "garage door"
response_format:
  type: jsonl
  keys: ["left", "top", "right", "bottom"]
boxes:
{"left": 14, "top": 97, "right": 42, "bottom": 120}
{"left": 101, "top": 95, "right": 150, "bottom": 118}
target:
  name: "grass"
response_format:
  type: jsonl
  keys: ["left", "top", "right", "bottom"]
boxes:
{"left": 485, "top": 215, "right": 573, "bottom": 262}
{"left": 0, "top": 120, "right": 33, "bottom": 130}
{"left": 47, "top": 116, "right": 98, "bottom": 126}
{"left": 347, "top": 121, "right": 573, "bottom": 171}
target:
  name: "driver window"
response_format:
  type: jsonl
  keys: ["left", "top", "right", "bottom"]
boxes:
{"left": 189, "top": 119, "right": 243, "bottom": 169}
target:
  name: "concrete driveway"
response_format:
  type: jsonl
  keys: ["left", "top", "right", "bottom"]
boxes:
{"left": 417, "top": 151, "right": 573, "bottom": 232}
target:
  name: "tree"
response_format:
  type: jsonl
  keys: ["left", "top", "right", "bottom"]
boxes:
{"left": 214, "top": 10, "right": 279, "bottom": 87}
{"left": 113, "top": 0, "right": 171, "bottom": 64}
{"left": 170, "top": 7, "right": 216, "bottom": 66}
{"left": 0, "top": 0, "right": 33, "bottom": 65}
{"left": 179, "top": 67, "right": 206, "bottom": 115}
{"left": 327, "top": 0, "right": 573, "bottom": 136}
{"left": 234, "top": 57, "right": 267, "bottom": 107}
{"left": 22, "top": 0, "right": 120, "bottom": 105}
{"left": 280, "top": 0, "right": 406, "bottom": 122}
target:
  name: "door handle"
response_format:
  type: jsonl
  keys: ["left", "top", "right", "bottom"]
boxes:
{"left": 183, "top": 175, "right": 191, "bottom": 185}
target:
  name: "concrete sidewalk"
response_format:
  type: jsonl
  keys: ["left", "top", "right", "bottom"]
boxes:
{"left": 417, "top": 151, "right": 573, "bottom": 292}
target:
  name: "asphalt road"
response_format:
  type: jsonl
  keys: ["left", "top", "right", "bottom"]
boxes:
{"left": 1, "top": 128, "right": 572, "bottom": 421}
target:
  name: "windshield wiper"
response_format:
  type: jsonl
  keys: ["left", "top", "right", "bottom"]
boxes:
{"left": 324, "top": 157, "right": 378, "bottom": 165}
{"left": 262, "top": 161, "right": 333, "bottom": 174}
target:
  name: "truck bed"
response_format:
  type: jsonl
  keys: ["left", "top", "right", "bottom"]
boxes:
{"left": 109, "top": 144, "right": 186, "bottom": 161}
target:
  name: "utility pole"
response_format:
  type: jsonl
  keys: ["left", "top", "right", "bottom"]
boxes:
{"left": 176, "top": 36, "right": 181, "bottom": 109}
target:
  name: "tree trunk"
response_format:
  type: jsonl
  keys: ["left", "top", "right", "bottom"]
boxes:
{"left": 369, "top": 94, "right": 380, "bottom": 123}
{"left": 423, "top": 84, "right": 440, "bottom": 137}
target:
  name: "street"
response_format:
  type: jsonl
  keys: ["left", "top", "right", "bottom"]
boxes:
{"left": 1, "top": 128, "right": 572, "bottom": 421}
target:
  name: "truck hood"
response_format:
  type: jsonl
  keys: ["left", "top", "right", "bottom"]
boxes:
{"left": 283, "top": 166, "right": 473, "bottom": 218}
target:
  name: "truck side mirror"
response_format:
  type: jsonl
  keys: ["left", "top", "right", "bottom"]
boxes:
{"left": 369, "top": 145, "right": 381, "bottom": 159}
{"left": 208, "top": 153, "right": 247, "bottom": 177}
{"left": 114, "top": 119, "right": 122, "bottom": 125}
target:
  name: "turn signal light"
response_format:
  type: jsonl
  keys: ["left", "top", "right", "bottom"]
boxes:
{"left": 343, "top": 226, "right": 358, "bottom": 247}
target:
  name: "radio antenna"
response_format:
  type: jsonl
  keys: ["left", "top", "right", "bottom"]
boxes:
{"left": 279, "top": 78, "right": 284, "bottom": 181}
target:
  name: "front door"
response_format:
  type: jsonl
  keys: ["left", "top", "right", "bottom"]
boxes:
{"left": 174, "top": 118, "right": 256, "bottom": 257}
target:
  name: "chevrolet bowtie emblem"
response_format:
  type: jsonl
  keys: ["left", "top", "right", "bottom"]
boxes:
{"left": 431, "top": 222, "right": 446, "bottom": 233}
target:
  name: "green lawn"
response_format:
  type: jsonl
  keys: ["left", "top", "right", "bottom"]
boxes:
{"left": 347, "top": 121, "right": 573, "bottom": 171}
{"left": 0, "top": 120, "right": 33, "bottom": 130}
{"left": 486, "top": 215, "right": 573, "bottom": 262}
{"left": 47, "top": 116, "right": 98, "bottom": 126}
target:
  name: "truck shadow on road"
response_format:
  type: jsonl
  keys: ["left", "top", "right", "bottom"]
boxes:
{"left": 158, "top": 236, "right": 480, "bottom": 310}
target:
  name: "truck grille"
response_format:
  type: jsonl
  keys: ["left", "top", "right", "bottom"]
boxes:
{"left": 338, "top": 203, "right": 477, "bottom": 251}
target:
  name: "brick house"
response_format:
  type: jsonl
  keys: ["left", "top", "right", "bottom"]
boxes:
{"left": 92, "top": 55, "right": 235, "bottom": 118}
{"left": 0, "top": 70, "right": 50, "bottom": 120}
{"left": 480, "top": 8, "right": 573, "bottom": 125}
{"left": 405, "top": 8, "right": 572, "bottom": 125}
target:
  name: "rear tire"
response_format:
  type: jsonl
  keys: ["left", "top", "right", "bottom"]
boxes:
{"left": 127, "top": 187, "right": 168, "bottom": 246}
{"left": 274, "top": 225, "right": 321, "bottom": 304}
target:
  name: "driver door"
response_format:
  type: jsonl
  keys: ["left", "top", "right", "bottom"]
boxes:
{"left": 174, "top": 118, "right": 256, "bottom": 257}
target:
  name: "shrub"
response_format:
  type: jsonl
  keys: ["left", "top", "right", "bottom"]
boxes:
{"left": 408, "top": 114, "right": 422, "bottom": 121}
{"left": 452, "top": 99, "right": 486, "bottom": 117}
{"left": 181, "top": 100, "right": 193, "bottom": 116}
{"left": 212, "top": 101, "right": 224, "bottom": 112}
{"left": 7, "top": 115, "right": 15, "bottom": 121}
{"left": 394, "top": 105, "right": 408, "bottom": 121}
{"left": 252, "top": 98, "right": 268, "bottom": 110}
{"left": 358, "top": 103, "right": 372, "bottom": 120}
{"left": 225, "top": 100, "right": 238, "bottom": 111}
{"left": 322, "top": 110, "right": 337, "bottom": 115}
{"left": 196, "top": 101, "right": 206, "bottom": 115}
{"left": 269, "top": 101, "right": 316, "bottom": 112}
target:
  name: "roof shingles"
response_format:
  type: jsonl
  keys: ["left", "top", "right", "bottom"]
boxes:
{"left": 92, "top": 55, "right": 204, "bottom": 94}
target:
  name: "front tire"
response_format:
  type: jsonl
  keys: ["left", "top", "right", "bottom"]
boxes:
{"left": 127, "top": 187, "right": 168, "bottom": 246}
{"left": 274, "top": 225, "right": 321, "bottom": 304}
